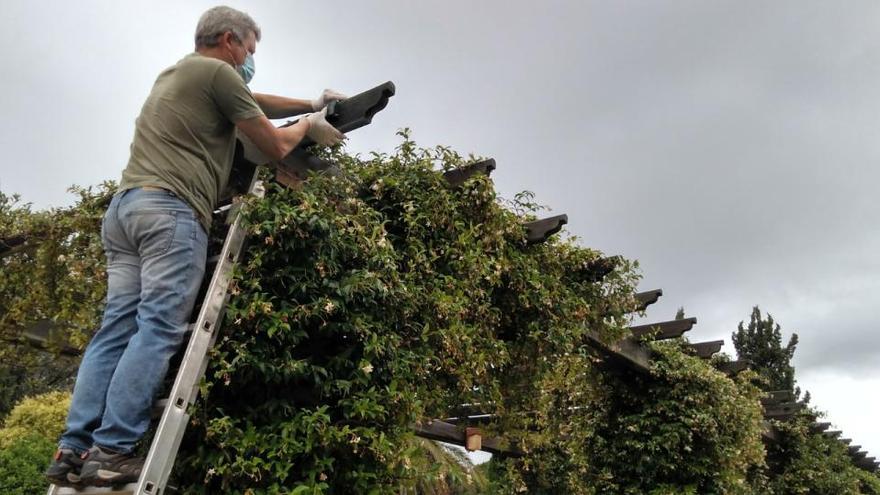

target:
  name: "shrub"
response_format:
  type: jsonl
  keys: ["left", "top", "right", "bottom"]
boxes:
{"left": 0, "top": 391, "right": 71, "bottom": 495}
{"left": 0, "top": 390, "right": 71, "bottom": 448}
{"left": 0, "top": 433, "right": 56, "bottom": 495}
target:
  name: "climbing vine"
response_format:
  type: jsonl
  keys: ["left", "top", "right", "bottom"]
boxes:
{"left": 1, "top": 131, "right": 877, "bottom": 493}
{"left": 172, "top": 131, "right": 638, "bottom": 493}
{"left": 0, "top": 185, "right": 110, "bottom": 416}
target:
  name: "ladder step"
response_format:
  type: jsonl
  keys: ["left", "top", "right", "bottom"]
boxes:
{"left": 55, "top": 484, "right": 136, "bottom": 494}
{"left": 213, "top": 199, "right": 234, "bottom": 214}
{"left": 152, "top": 398, "right": 170, "bottom": 418}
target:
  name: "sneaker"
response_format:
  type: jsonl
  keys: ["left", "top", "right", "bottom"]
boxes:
{"left": 44, "top": 448, "right": 85, "bottom": 487}
{"left": 78, "top": 445, "right": 144, "bottom": 486}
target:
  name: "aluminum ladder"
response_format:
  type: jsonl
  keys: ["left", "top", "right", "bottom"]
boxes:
{"left": 47, "top": 170, "right": 265, "bottom": 495}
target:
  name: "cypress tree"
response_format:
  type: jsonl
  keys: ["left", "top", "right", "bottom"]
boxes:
{"left": 732, "top": 306, "right": 799, "bottom": 395}
{"left": 674, "top": 307, "right": 686, "bottom": 320}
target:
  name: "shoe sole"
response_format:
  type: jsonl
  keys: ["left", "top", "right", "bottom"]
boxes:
{"left": 45, "top": 473, "right": 83, "bottom": 489}
{"left": 83, "top": 469, "right": 140, "bottom": 487}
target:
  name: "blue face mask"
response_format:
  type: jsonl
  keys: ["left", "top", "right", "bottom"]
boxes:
{"left": 237, "top": 53, "right": 255, "bottom": 84}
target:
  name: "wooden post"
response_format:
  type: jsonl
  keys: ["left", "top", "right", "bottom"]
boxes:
{"left": 465, "top": 427, "right": 482, "bottom": 452}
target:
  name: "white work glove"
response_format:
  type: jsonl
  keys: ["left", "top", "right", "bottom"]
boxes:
{"left": 311, "top": 88, "right": 347, "bottom": 111}
{"left": 305, "top": 108, "right": 345, "bottom": 146}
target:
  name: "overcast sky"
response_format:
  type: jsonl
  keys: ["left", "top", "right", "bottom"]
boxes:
{"left": 2, "top": 0, "right": 878, "bottom": 462}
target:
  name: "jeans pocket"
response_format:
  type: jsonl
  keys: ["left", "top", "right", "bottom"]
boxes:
{"left": 101, "top": 210, "right": 112, "bottom": 253}
{"left": 128, "top": 210, "right": 178, "bottom": 258}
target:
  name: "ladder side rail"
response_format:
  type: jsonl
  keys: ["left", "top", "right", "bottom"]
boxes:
{"left": 135, "top": 173, "right": 265, "bottom": 494}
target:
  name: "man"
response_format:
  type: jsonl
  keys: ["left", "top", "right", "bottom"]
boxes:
{"left": 45, "top": 6, "right": 345, "bottom": 487}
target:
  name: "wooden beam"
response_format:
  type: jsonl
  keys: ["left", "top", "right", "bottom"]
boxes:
{"left": 763, "top": 402, "right": 803, "bottom": 420}
{"left": 850, "top": 450, "right": 867, "bottom": 460}
{"left": 633, "top": 289, "right": 663, "bottom": 312}
{"left": 237, "top": 80, "right": 396, "bottom": 181}
{"left": 443, "top": 414, "right": 495, "bottom": 425}
{"left": 688, "top": 340, "right": 723, "bottom": 359}
{"left": 840, "top": 438, "right": 852, "bottom": 445}
{"left": 577, "top": 257, "right": 619, "bottom": 283}
{"left": 629, "top": 317, "right": 697, "bottom": 340}
{"left": 442, "top": 158, "right": 496, "bottom": 187}
{"left": 411, "top": 419, "right": 521, "bottom": 457}
{"left": 523, "top": 215, "right": 568, "bottom": 244}
{"left": 19, "top": 320, "right": 82, "bottom": 356}
{"left": 809, "top": 422, "right": 831, "bottom": 433}
{"left": 323, "top": 82, "right": 396, "bottom": 134}
{"left": 586, "top": 333, "right": 651, "bottom": 372}
{"left": 801, "top": 409, "right": 818, "bottom": 422}
{"left": 762, "top": 390, "right": 795, "bottom": 405}
{"left": 824, "top": 430, "right": 842, "bottom": 439}
{"left": 0, "top": 234, "right": 30, "bottom": 258}
{"left": 275, "top": 148, "right": 341, "bottom": 187}
{"left": 717, "top": 360, "right": 749, "bottom": 376}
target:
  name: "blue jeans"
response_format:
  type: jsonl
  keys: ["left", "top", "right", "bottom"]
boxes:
{"left": 59, "top": 187, "right": 208, "bottom": 454}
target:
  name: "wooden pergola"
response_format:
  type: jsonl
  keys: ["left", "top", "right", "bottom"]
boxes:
{"left": 2, "top": 128, "right": 876, "bottom": 474}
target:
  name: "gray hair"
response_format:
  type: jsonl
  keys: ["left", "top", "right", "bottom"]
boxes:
{"left": 194, "top": 6, "right": 261, "bottom": 48}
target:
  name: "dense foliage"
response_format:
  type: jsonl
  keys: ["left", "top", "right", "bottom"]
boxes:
{"left": 0, "top": 391, "right": 71, "bottom": 495}
{"left": 588, "top": 341, "right": 766, "bottom": 494}
{"left": 485, "top": 340, "right": 767, "bottom": 494}
{"left": 173, "top": 133, "right": 640, "bottom": 493}
{"left": 733, "top": 308, "right": 879, "bottom": 494}
{"left": 0, "top": 433, "right": 56, "bottom": 495}
{"left": 0, "top": 187, "right": 109, "bottom": 417}
{"left": 766, "top": 416, "right": 880, "bottom": 495}
{"left": 1, "top": 132, "right": 877, "bottom": 493}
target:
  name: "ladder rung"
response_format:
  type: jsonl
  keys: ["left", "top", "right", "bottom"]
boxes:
{"left": 212, "top": 202, "right": 233, "bottom": 216}
{"left": 151, "top": 398, "right": 169, "bottom": 418}
{"left": 55, "top": 484, "right": 136, "bottom": 494}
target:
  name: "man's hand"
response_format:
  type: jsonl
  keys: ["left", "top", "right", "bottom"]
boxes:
{"left": 306, "top": 109, "right": 346, "bottom": 146}
{"left": 311, "top": 89, "right": 347, "bottom": 111}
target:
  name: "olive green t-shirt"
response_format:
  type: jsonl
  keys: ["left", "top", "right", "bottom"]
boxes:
{"left": 119, "top": 52, "right": 264, "bottom": 232}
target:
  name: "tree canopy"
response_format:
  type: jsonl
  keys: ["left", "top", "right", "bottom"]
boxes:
{"left": 732, "top": 306, "right": 799, "bottom": 395}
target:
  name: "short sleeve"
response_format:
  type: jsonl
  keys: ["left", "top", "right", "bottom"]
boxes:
{"left": 211, "top": 64, "right": 265, "bottom": 123}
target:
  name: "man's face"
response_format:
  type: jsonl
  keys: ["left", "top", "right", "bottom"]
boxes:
{"left": 226, "top": 31, "right": 257, "bottom": 66}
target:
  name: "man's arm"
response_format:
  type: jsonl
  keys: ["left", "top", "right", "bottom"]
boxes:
{"left": 252, "top": 93, "right": 313, "bottom": 119}
{"left": 236, "top": 114, "right": 311, "bottom": 161}
{"left": 236, "top": 110, "right": 345, "bottom": 162}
